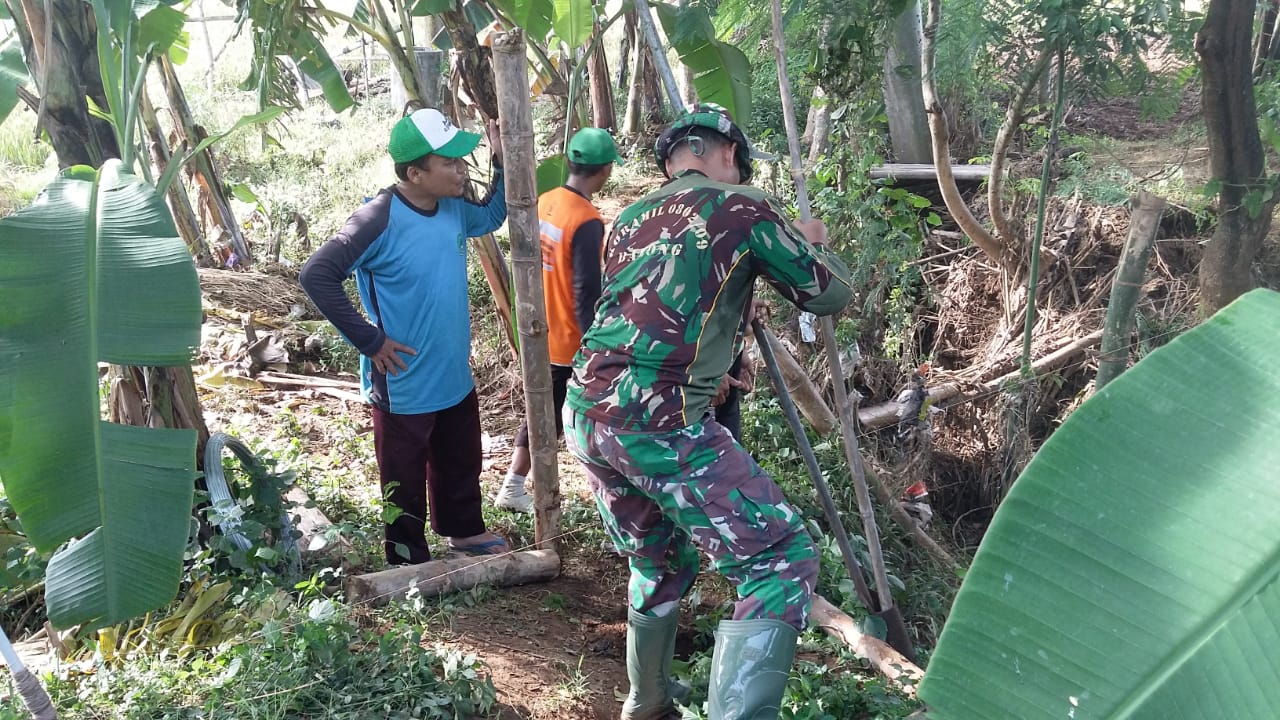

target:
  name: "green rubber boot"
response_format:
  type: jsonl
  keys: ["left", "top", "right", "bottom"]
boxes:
{"left": 621, "top": 608, "right": 682, "bottom": 720}
{"left": 706, "top": 619, "right": 799, "bottom": 720}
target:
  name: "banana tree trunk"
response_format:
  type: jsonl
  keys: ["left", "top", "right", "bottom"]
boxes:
{"left": 139, "top": 86, "right": 213, "bottom": 267}
{"left": 440, "top": 8, "right": 499, "bottom": 120}
{"left": 11, "top": 0, "right": 118, "bottom": 167}
{"left": 588, "top": 9, "right": 616, "bottom": 130}
{"left": 158, "top": 55, "right": 252, "bottom": 268}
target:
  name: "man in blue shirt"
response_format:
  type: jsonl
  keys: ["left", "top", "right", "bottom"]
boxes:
{"left": 300, "top": 108, "right": 510, "bottom": 563}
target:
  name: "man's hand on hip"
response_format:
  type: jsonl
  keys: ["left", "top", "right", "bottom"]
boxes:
{"left": 370, "top": 337, "right": 417, "bottom": 376}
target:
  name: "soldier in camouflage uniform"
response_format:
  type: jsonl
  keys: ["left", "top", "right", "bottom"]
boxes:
{"left": 563, "top": 104, "right": 853, "bottom": 720}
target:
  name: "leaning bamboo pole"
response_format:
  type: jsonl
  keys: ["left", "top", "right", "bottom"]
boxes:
{"left": 492, "top": 29, "right": 562, "bottom": 550}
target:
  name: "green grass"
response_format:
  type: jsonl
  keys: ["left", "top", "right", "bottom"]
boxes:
{"left": 0, "top": 108, "right": 55, "bottom": 216}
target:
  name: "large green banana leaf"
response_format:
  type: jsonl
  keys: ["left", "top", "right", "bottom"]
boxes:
{"left": 551, "top": 0, "right": 593, "bottom": 49}
{"left": 0, "top": 160, "right": 200, "bottom": 629}
{"left": 919, "top": 288, "right": 1280, "bottom": 718}
{"left": 654, "top": 2, "right": 752, "bottom": 123}
{"left": 0, "top": 32, "right": 31, "bottom": 125}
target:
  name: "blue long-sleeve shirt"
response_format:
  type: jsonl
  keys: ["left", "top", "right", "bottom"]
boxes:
{"left": 300, "top": 176, "right": 507, "bottom": 414}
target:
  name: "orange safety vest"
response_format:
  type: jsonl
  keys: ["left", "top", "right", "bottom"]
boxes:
{"left": 539, "top": 186, "right": 602, "bottom": 365}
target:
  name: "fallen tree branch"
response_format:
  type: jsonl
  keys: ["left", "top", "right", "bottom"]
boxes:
{"left": 811, "top": 594, "right": 924, "bottom": 695}
{"left": 758, "top": 324, "right": 836, "bottom": 434}
{"left": 857, "top": 330, "right": 1104, "bottom": 430}
{"left": 255, "top": 372, "right": 361, "bottom": 390}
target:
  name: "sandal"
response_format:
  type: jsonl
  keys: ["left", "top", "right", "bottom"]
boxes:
{"left": 447, "top": 538, "right": 510, "bottom": 556}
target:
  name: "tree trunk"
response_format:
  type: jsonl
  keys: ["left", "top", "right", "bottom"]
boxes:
{"left": 640, "top": 44, "right": 664, "bottom": 126}
{"left": 346, "top": 549, "right": 560, "bottom": 605}
{"left": 11, "top": 0, "right": 118, "bottom": 167}
{"left": 622, "top": 22, "right": 646, "bottom": 136}
{"left": 988, "top": 47, "right": 1054, "bottom": 246}
{"left": 493, "top": 30, "right": 563, "bottom": 550}
{"left": 588, "top": 6, "right": 616, "bottom": 130}
{"left": 1197, "top": 0, "right": 1276, "bottom": 315}
{"left": 617, "top": 10, "right": 634, "bottom": 93}
{"left": 1254, "top": 0, "right": 1279, "bottom": 77}
{"left": 681, "top": 61, "right": 698, "bottom": 108}
{"left": 807, "top": 86, "right": 831, "bottom": 161}
{"left": 440, "top": 8, "right": 499, "bottom": 120}
{"left": 883, "top": 0, "right": 931, "bottom": 163}
{"left": 921, "top": 0, "right": 1007, "bottom": 269}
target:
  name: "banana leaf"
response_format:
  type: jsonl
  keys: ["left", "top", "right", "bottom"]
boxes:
{"left": 0, "top": 160, "right": 200, "bottom": 629}
{"left": 654, "top": 2, "right": 752, "bottom": 123}
{"left": 918, "top": 288, "right": 1280, "bottom": 718}
{"left": 0, "top": 33, "right": 29, "bottom": 125}
{"left": 551, "top": 0, "right": 593, "bottom": 49}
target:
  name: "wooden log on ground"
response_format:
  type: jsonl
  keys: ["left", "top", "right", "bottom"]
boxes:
{"left": 758, "top": 325, "right": 836, "bottom": 434}
{"left": 494, "top": 30, "right": 562, "bottom": 550}
{"left": 345, "top": 549, "right": 561, "bottom": 605}
{"left": 811, "top": 595, "right": 923, "bottom": 695}
{"left": 869, "top": 163, "right": 991, "bottom": 182}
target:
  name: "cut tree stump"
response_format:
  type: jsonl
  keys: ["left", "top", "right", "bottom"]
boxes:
{"left": 345, "top": 549, "right": 560, "bottom": 606}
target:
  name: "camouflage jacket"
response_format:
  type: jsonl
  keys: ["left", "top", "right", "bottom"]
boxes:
{"left": 566, "top": 170, "right": 853, "bottom": 431}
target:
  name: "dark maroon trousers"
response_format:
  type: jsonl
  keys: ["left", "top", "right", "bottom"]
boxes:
{"left": 371, "top": 389, "right": 486, "bottom": 564}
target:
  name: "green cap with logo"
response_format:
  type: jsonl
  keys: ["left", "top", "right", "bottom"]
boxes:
{"left": 388, "top": 108, "right": 481, "bottom": 163}
{"left": 567, "top": 128, "right": 622, "bottom": 166}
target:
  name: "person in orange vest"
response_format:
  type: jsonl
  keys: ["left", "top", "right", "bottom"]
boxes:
{"left": 497, "top": 128, "right": 621, "bottom": 513}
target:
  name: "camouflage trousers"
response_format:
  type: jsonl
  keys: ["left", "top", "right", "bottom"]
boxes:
{"left": 564, "top": 409, "right": 818, "bottom": 629}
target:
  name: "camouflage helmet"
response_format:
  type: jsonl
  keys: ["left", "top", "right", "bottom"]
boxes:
{"left": 654, "top": 103, "right": 756, "bottom": 183}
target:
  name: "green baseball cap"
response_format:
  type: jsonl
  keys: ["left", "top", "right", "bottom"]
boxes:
{"left": 567, "top": 128, "right": 622, "bottom": 166}
{"left": 388, "top": 108, "right": 482, "bottom": 163}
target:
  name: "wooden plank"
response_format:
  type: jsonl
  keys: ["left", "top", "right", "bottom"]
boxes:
{"left": 870, "top": 163, "right": 992, "bottom": 181}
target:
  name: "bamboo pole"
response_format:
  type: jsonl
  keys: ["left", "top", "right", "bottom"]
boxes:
{"left": 1096, "top": 191, "right": 1166, "bottom": 389}
{"left": 492, "top": 30, "right": 561, "bottom": 550}
{"left": 755, "top": 319, "right": 875, "bottom": 612}
{"left": 768, "top": 0, "right": 897, "bottom": 622}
